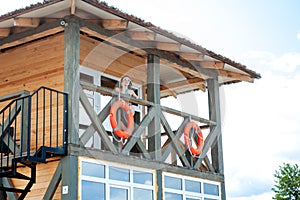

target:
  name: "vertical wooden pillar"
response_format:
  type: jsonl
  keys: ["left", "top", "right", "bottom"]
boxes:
{"left": 62, "top": 16, "right": 80, "bottom": 199}
{"left": 147, "top": 54, "right": 161, "bottom": 161}
{"left": 207, "top": 78, "right": 226, "bottom": 200}
{"left": 64, "top": 16, "right": 80, "bottom": 145}
{"left": 61, "top": 155, "right": 78, "bottom": 200}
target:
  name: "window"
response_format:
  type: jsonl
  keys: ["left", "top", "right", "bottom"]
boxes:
{"left": 163, "top": 173, "right": 221, "bottom": 200}
{"left": 80, "top": 158, "right": 155, "bottom": 200}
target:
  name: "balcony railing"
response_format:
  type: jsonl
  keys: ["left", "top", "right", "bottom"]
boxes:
{"left": 80, "top": 81, "right": 216, "bottom": 172}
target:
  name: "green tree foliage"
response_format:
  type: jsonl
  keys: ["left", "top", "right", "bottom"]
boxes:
{"left": 272, "top": 163, "right": 300, "bottom": 200}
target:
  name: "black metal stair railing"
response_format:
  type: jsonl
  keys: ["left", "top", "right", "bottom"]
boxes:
{"left": 0, "top": 86, "right": 68, "bottom": 198}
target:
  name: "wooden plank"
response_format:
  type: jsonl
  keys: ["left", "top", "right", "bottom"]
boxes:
{"left": 147, "top": 54, "right": 161, "bottom": 160}
{"left": 121, "top": 107, "right": 155, "bottom": 156}
{"left": 160, "top": 112, "right": 191, "bottom": 167}
{"left": 61, "top": 156, "right": 78, "bottom": 200}
{"left": 79, "top": 98, "right": 112, "bottom": 145}
{"left": 0, "top": 19, "right": 63, "bottom": 50}
{"left": 64, "top": 16, "right": 80, "bottom": 145}
{"left": 198, "top": 61, "right": 224, "bottom": 69}
{"left": 70, "top": 145, "right": 225, "bottom": 182}
{"left": 156, "top": 42, "right": 180, "bottom": 51}
{"left": 80, "top": 81, "right": 214, "bottom": 125}
{"left": 128, "top": 31, "right": 156, "bottom": 40}
{"left": 161, "top": 117, "right": 189, "bottom": 161}
{"left": 180, "top": 52, "right": 203, "bottom": 61}
{"left": 0, "top": 28, "right": 10, "bottom": 37}
{"left": 101, "top": 19, "right": 128, "bottom": 30}
{"left": 0, "top": 90, "right": 29, "bottom": 102}
{"left": 194, "top": 126, "right": 217, "bottom": 169}
{"left": 14, "top": 18, "right": 40, "bottom": 27}
{"left": 135, "top": 139, "right": 152, "bottom": 159}
{"left": 43, "top": 160, "right": 62, "bottom": 200}
{"left": 79, "top": 88, "right": 117, "bottom": 153}
{"left": 206, "top": 78, "right": 224, "bottom": 174}
{"left": 160, "top": 77, "right": 205, "bottom": 93}
{"left": 71, "top": 0, "right": 76, "bottom": 15}
{"left": 218, "top": 69, "right": 253, "bottom": 82}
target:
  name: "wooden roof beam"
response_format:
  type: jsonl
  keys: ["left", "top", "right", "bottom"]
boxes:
{"left": 14, "top": 18, "right": 40, "bottom": 27}
{"left": 101, "top": 19, "right": 128, "bottom": 30}
{"left": 71, "top": 0, "right": 76, "bottom": 15}
{"left": 199, "top": 61, "right": 224, "bottom": 69}
{"left": 0, "top": 28, "right": 10, "bottom": 38}
{"left": 180, "top": 52, "right": 204, "bottom": 61}
{"left": 128, "top": 31, "right": 156, "bottom": 40}
{"left": 156, "top": 42, "right": 181, "bottom": 51}
{"left": 0, "top": 18, "right": 63, "bottom": 50}
{"left": 218, "top": 69, "right": 254, "bottom": 82}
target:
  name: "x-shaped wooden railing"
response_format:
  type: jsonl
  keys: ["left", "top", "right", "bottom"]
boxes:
{"left": 80, "top": 81, "right": 220, "bottom": 171}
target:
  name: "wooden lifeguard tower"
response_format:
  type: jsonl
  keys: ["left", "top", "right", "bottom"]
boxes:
{"left": 0, "top": 1, "right": 260, "bottom": 199}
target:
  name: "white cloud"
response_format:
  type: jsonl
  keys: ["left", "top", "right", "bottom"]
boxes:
{"left": 229, "top": 191, "right": 274, "bottom": 200}
{"left": 223, "top": 50, "right": 300, "bottom": 199}
{"left": 297, "top": 32, "right": 300, "bottom": 39}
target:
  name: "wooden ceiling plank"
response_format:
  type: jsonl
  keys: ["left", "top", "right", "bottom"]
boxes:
{"left": 101, "top": 19, "right": 128, "bottom": 30}
{"left": 14, "top": 18, "right": 40, "bottom": 28}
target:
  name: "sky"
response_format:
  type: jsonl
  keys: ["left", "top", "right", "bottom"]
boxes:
{"left": 1, "top": 0, "right": 300, "bottom": 199}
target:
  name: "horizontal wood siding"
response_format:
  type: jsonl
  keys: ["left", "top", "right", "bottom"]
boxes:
{"left": 14, "top": 160, "right": 61, "bottom": 200}
{"left": 0, "top": 33, "right": 65, "bottom": 99}
{"left": 0, "top": 33, "right": 65, "bottom": 199}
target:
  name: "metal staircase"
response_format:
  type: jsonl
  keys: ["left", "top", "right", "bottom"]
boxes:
{"left": 0, "top": 87, "right": 68, "bottom": 199}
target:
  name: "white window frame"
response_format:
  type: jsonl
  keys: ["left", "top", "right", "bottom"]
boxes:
{"left": 79, "top": 157, "right": 155, "bottom": 200}
{"left": 163, "top": 172, "right": 221, "bottom": 200}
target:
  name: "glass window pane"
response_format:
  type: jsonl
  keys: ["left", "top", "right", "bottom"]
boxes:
{"left": 109, "top": 167, "right": 130, "bottom": 182}
{"left": 203, "top": 183, "right": 219, "bottom": 196}
{"left": 186, "top": 198, "right": 201, "bottom": 200}
{"left": 185, "top": 179, "right": 201, "bottom": 193}
{"left": 133, "top": 170, "right": 153, "bottom": 185}
{"left": 164, "top": 176, "right": 182, "bottom": 190}
{"left": 110, "top": 187, "right": 128, "bottom": 200}
{"left": 204, "top": 198, "right": 217, "bottom": 200}
{"left": 82, "top": 162, "right": 105, "bottom": 178}
{"left": 133, "top": 188, "right": 153, "bottom": 200}
{"left": 81, "top": 180, "right": 105, "bottom": 200}
{"left": 165, "top": 192, "right": 182, "bottom": 200}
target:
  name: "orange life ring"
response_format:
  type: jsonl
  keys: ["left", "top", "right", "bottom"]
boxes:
{"left": 109, "top": 100, "right": 134, "bottom": 139}
{"left": 183, "top": 121, "right": 203, "bottom": 155}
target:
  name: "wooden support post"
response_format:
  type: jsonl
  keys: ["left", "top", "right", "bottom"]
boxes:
{"left": 61, "top": 155, "right": 78, "bottom": 200}
{"left": 43, "top": 161, "right": 62, "bottom": 200}
{"left": 147, "top": 54, "right": 161, "bottom": 161}
{"left": 207, "top": 78, "right": 226, "bottom": 199}
{"left": 64, "top": 16, "right": 80, "bottom": 145}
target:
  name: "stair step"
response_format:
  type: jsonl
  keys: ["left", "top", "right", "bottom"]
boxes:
{"left": 0, "top": 171, "right": 31, "bottom": 180}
